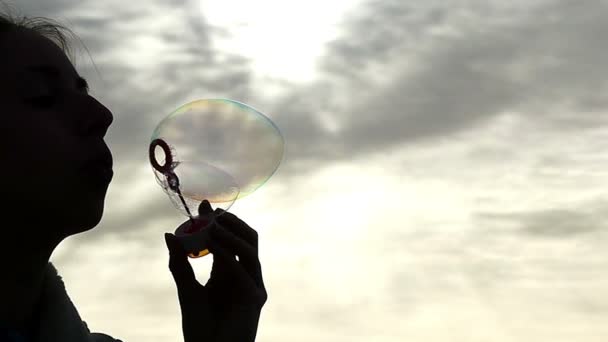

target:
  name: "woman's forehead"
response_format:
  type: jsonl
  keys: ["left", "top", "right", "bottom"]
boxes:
{"left": 0, "top": 29, "right": 77, "bottom": 79}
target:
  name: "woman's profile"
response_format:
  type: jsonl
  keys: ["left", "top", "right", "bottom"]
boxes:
{"left": 0, "top": 10, "right": 267, "bottom": 342}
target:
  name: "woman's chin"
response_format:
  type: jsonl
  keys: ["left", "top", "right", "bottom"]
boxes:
{"left": 61, "top": 202, "right": 106, "bottom": 236}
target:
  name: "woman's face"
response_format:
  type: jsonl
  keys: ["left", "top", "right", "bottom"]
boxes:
{"left": 0, "top": 29, "right": 114, "bottom": 240}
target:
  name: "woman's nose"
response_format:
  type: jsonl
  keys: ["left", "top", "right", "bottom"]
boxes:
{"left": 78, "top": 95, "right": 114, "bottom": 138}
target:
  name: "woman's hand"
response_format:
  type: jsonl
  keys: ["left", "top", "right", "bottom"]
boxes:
{"left": 164, "top": 201, "right": 267, "bottom": 342}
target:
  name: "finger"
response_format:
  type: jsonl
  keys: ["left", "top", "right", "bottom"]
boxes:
{"left": 164, "top": 233, "right": 198, "bottom": 293}
{"left": 198, "top": 199, "right": 213, "bottom": 216}
{"left": 210, "top": 224, "right": 264, "bottom": 287}
{"left": 216, "top": 211, "right": 259, "bottom": 249}
{"left": 211, "top": 223, "right": 257, "bottom": 263}
{"left": 208, "top": 236, "right": 257, "bottom": 292}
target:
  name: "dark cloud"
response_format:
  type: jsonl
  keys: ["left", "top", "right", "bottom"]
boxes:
{"left": 476, "top": 202, "right": 608, "bottom": 237}
{"left": 271, "top": 0, "right": 608, "bottom": 172}
{"left": 3, "top": 0, "right": 74, "bottom": 16}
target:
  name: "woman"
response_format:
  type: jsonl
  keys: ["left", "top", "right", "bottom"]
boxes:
{"left": 0, "top": 13, "right": 267, "bottom": 342}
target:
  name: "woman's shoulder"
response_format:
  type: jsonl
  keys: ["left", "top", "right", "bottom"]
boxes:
{"left": 39, "top": 263, "right": 124, "bottom": 342}
{"left": 90, "top": 331, "right": 123, "bottom": 342}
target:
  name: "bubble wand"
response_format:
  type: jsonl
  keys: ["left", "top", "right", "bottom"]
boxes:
{"left": 150, "top": 138, "right": 211, "bottom": 257}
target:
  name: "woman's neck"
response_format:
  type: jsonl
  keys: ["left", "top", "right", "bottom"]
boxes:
{"left": 0, "top": 235, "right": 58, "bottom": 332}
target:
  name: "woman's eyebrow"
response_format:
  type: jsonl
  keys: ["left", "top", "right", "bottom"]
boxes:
{"left": 25, "top": 65, "right": 89, "bottom": 93}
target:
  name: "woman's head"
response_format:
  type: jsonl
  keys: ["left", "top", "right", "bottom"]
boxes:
{"left": 0, "top": 14, "right": 114, "bottom": 243}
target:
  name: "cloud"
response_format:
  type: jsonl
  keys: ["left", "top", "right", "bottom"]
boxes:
{"left": 476, "top": 200, "right": 608, "bottom": 237}
{"left": 270, "top": 0, "right": 608, "bottom": 172}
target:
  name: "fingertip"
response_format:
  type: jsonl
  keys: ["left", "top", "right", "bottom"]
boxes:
{"left": 214, "top": 208, "right": 225, "bottom": 214}
{"left": 165, "top": 233, "right": 186, "bottom": 255}
{"left": 199, "top": 199, "right": 213, "bottom": 215}
{"left": 215, "top": 213, "right": 233, "bottom": 228}
{"left": 216, "top": 211, "right": 243, "bottom": 228}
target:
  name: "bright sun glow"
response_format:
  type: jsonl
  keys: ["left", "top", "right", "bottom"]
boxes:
{"left": 198, "top": 0, "right": 363, "bottom": 84}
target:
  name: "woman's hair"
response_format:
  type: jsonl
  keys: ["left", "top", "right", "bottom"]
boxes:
{"left": 0, "top": 6, "right": 100, "bottom": 78}
{"left": 0, "top": 9, "right": 75, "bottom": 60}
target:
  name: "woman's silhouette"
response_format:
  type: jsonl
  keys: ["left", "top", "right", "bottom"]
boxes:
{"left": 0, "top": 12, "right": 267, "bottom": 342}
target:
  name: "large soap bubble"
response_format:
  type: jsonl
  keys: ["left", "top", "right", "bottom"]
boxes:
{"left": 149, "top": 99, "right": 284, "bottom": 257}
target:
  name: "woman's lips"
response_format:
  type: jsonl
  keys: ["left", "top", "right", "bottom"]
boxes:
{"left": 81, "top": 159, "right": 113, "bottom": 184}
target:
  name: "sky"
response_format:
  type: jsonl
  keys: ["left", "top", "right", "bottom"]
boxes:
{"left": 11, "top": 0, "right": 608, "bottom": 341}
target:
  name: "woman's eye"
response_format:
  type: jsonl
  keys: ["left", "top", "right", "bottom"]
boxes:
{"left": 24, "top": 95, "right": 56, "bottom": 108}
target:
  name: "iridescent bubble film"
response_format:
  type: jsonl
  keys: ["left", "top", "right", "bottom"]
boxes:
{"left": 149, "top": 99, "right": 284, "bottom": 217}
